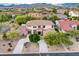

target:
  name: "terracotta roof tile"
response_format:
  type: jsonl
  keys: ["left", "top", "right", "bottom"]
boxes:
{"left": 58, "top": 20, "right": 79, "bottom": 31}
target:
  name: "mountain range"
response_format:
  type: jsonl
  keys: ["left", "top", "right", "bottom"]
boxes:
{"left": 0, "top": 3, "right": 79, "bottom": 7}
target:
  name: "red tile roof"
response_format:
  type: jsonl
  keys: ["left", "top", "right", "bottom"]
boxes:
{"left": 58, "top": 20, "right": 79, "bottom": 31}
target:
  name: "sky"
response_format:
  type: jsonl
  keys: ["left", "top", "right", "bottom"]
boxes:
{"left": 0, "top": 0, "right": 79, "bottom": 4}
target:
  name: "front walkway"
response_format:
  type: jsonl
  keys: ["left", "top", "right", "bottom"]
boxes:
{"left": 38, "top": 40, "right": 48, "bottom": 53}
{"left": 13, "top": 35, "right": 29, "bottom": 54}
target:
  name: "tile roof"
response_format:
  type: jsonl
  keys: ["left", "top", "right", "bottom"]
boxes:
{"left": 26, "top": 20, "right": 54, "bottom": 26}
{"left": 58, "top": 20, "right": 79, "bottom": 31}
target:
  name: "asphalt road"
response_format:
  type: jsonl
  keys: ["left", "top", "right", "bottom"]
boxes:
{"left": 1, "top": 52, "right": 79, "bottom": 56}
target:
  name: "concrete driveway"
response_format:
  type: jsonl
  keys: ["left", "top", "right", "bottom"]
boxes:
{"left": 13, "top": 35, "right": 29, "bottom": 54}
{"left": 38, "top": 40, "right": 48, "bottom": 53}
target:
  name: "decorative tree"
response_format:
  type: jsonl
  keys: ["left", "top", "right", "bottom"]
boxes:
{"left": 29, "top": 33, "right": 40, "bottom": 43}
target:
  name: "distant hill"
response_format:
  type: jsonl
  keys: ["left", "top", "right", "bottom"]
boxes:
{"left": 0, "top": 3, "right": 53, "bottom": 7}
{"left": 61, "top": 3, "right": 79, "bottom": 6}
{"left": 0, "top": 3, "right": 79, "bottom": 7}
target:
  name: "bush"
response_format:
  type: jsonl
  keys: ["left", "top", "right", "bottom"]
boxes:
{"left": 71, "top": 16, "right": 79, "bottom": 20}
{"left": 66, "top": 30, "right": 79, "bottom": 37}
{"left": 77, "top": 25, "right": 79, "bottom": 30}
{"left": 0, "top": 13, "right": 9, "bottom": 22}
{"left": 29, "top": 33, "right": 40, "bottom": 43}
{"left": 44, "top": 32, "right": 73, "bottom": 46}
{"left": 6, "top": 31, "right": 20, "bottom": 40}
{"left": 52, "top": 8, "right": 57, "bottom": 14}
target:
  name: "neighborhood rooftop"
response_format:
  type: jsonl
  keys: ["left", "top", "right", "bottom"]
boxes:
{"left": 58, "top": 20, "right": 79, "bottom": 31}
{"left": 26, "top": 20, "right": 54, "bottom": 26}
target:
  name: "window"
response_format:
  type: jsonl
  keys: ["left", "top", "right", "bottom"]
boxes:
{"left": 28, "top": 31, "right": 31, "bottom": 34}
{"left": 33, "top": 26, "right": 37, "bottom": 28}
{"left": 52, "top": 25, "right": 53, "bottom": 28}
{"left": 43, "top": 25, "right": 45, "bottom": 28}
{"left": 38, "top": 25, "right": 41, "bottom": 28}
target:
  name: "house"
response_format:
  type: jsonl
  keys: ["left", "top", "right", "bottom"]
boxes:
{"left": 28, "top": 13, "right": 50, "bottom": 19}
{"left": 56, "top": 14, "right": 67, "bottom": 19}
{"left": 69, "top": 11, "right": 79, "bottom": 17}
{"left": 26, "top": 20, "right": 55, "bottom": 35}
{"left": 57, "top": 9, "right": 65, "bottom": 14}
{"left": 57, "top": 20, "right": 79, "bottom": 32}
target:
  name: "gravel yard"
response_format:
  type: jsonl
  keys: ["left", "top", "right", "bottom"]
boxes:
{"left": 22, "top": 42, "right": 39, "bottom": 53}
{"left": 0, "top": 40, "right": 18, "bottom": 54}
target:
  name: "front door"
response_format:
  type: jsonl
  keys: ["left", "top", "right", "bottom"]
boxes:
{"left": 38, "top": 31, "right": 43, "bottom": 36}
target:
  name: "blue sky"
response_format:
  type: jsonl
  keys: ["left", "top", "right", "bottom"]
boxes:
{"left": 0, "top": 0, "right": 79, "bottom": 4}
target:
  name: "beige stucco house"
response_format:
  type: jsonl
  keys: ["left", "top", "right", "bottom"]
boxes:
{"left": 28, "top": 13, "right": 50, "bottom": 19}
{"left": 69, "top": 11, "right": 79, "bottom": 17}
{"left": 26, "top": 20, "right": 55, "bottom": 35}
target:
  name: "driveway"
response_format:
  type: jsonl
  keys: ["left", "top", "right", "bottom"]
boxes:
{"left": 38, "top": 40, "right": 48, "bottom": 53}
{"left": 13, "top": 35, "right": 29, "bottom": 54}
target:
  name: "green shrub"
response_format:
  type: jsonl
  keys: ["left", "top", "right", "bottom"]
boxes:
{"left": 44, "top": 32, "right": 73, "bottom": 46}
{"left": 77, "top": 25, "right": 79, "bottom": 30}
{"left": 6, "top": 31, "right": 20, "bottom": 40}
{"left": 29, "top": 33, "right": 40, "bottom": 43}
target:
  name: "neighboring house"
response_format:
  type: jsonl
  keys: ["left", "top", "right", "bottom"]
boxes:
{"left": 17, "top": 24, "right": 28, "bottom": 37}
{"left": 26, "top": 20, "right": 55, "bottom": 35}
{"left": 56, "top": 20, "right": 79, "bottom": 32}
{"left": 57, "top": 9, "right": 65, "bottom": 14}
{"left": 28, "top": 13, "right": 50, "bottom": 19}
{"left": 69, "top": 11, "right": 79, "bottom": 17}
{"left": 56, "top": 14, "right": 67, "bottom": 19}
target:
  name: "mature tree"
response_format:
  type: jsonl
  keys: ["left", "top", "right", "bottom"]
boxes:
{"left": 64, "top": 10, "right": 69, "bottom": 17}
{"left": 6, "top": 31, "right": 20, "bottom": 40}
{"left": 66, "top": 30, "right": 79, "bottom": 37}
{"left": 0, "top": 14, "right": 9, "bottom": 22}
{"left": 2, "top": 33, "right": 7, "bottom": 40}
{"left": 52, "top": 8, "right": 57, "bottom": 14}
{"left": 15, "top": 15, "right": 35, "bottom": 25}
{"left": 15, "top": 15, "right": 27, "bottom": 25}
{"left": 71, "top": 16, "right": 79, "bottom": 20}
{"left": 29, "top": 33, "right": 40, "bottom": 43}
{"left": 0, "top": 24, "right": 2, "bottom": 33}
{"left": 43, "top": 16, "right": 48, "bottom": 20}
{"left": 77, "top": 25, "right": 79, "bottom": 30}
{"left": 44, "top": 32, "right": 73, "bottom": 46}
{"left": 49, "top": 14, "right": 58, "bottom": 23}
